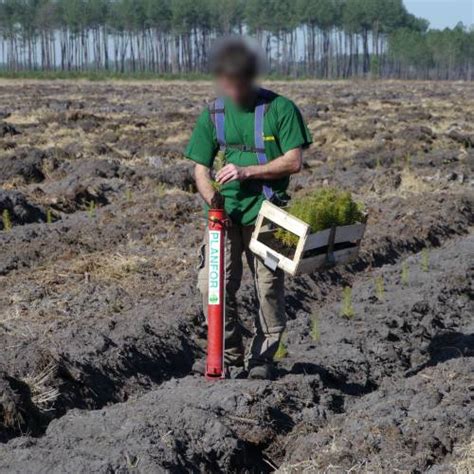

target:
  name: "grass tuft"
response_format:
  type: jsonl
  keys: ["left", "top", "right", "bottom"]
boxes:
{"left": 23, "top": 363, "right": 60, "bottom": 411}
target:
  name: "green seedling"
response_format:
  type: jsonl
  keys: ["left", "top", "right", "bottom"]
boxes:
{"left": 404, "top": 153, "right": 411, "bottom": 170}
{"left": 375, "top": 275, "right": 385, "bottom": 301}
{"left": 87, "top": 200, "right": 96, "bottom": 219}
{"left": 401, "top": 261, "right": 410, "bottom": 287}
{"left": 2, "top": 209, "right": 12, "bottom": 231}
{"left": 275, "top": 188, "right": 365, "bottom": 247}
{"left": 310, "top": 315, "right": 320, "bottom": 342}
{"left": 46, "top": 209, "right": 53, "bottom": 224}
{"left": 341, "top": 286, "right": 355, "bottom": 319}
{"left": 156, "top": 183, "right": 167, "bottom": 198}
{"left": 274, "top": 333, "right": 288, "bottom": 361}
{"left": 211, "top": 150, "right": 226, "bottom": 192}
{"left": 421, "top": 248, "right": 430, "bottom": 272}
{"left": 125, "top": 189, "right": 133, "bottom": 202}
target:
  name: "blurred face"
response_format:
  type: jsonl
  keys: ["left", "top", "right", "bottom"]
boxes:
{"left": 216, "top": 75, "right": 255, "bottom": 106}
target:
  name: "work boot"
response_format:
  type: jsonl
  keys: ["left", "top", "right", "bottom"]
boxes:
{"left": 247, "top": 364, "right": 276, "bottom": 381}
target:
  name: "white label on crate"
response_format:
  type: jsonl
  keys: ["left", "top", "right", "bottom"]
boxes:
{"left": 208, "top": 230, "right": 221, "bottom": 305}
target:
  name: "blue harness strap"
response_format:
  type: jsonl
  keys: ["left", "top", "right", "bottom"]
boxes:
{"left": 254, "top": 95, "right": 274, "bottom": 201}
{"left": 214, "top": 97, "right": 226, "bottom": 151}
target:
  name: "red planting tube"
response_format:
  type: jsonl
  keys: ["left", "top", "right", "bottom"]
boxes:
{"left": 206, "top": 208, "right": 226, "bottom": 379}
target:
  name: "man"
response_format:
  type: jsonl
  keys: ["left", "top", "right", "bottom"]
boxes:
{"left": 185, "top": 38, "right": 312, "bottom": 380}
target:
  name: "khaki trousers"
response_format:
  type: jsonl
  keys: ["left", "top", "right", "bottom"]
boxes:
{"left": 197, "top": 224, "right": 286, "bottom": 368}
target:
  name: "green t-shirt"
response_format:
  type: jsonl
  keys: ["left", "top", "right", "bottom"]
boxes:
{"left": 184, "top": 90, "right": 313, "bottom": 226}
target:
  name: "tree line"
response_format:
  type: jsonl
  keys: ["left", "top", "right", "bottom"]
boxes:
{"left": 0, "top": 0, "right": 473, "bottom": 80}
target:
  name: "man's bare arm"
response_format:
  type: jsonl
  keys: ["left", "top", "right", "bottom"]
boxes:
{"left": 216, "top": 147, "right": 302, "bottom": 185}
{"left": 195, "top": 163, "right": 221, "bottom": 208}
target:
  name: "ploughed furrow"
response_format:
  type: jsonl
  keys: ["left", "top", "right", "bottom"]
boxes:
{"left": 0, "top": 232, "right": 471, "bottom": 472}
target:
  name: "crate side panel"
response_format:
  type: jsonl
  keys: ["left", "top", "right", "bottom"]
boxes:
{"left": 297, "top": 254, "right": 328, "bottom": 274}
{"left": 334, "top": 223, "right": 366, "bottom": 244}
{"left": 304, "top": 228, "right": 331, "bottom": 251}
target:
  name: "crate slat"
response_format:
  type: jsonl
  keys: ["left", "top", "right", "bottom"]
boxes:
{"left": 258, "top": 201, "right": 309, "bottom": 237}
{"left": 304, "top": 228, "right": 332, "bottom": 251}
{"left": 335, "top": 223, "right": 366, "bottom": 244}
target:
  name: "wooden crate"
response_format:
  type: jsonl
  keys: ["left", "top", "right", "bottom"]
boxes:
{"left": 250, "top": 201, "right": 367, "bottom": 276}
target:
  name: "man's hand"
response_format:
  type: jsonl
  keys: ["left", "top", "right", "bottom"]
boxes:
{"left": 216, "top": 164, "right": 247, "bottom": 185}
{"left": 216, "top": 148, "right": 303, "bottom": 185}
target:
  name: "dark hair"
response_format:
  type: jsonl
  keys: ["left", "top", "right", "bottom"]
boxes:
{"left": 210, "top": 37, "right": 261, "bottom": 80}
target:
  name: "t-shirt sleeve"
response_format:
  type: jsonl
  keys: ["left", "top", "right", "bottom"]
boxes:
{"left": 184, "top": 108, "right": 218, "bottom": 168}
{"left": 276, "top": 98, "right": 313, "bottom": 153}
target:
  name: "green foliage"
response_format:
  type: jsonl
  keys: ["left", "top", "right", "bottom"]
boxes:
{"left": 125, "top": 188, "right": 133, "bottom": 202}
{"left": 211, "top": 150, "right": 226, "bottom": 192}
{"left": 310, "top": 315, "right": 320, "bottom": 342}
{"left": 2, "top": 209, "right": 12, "bottom": 231}
{"left": 375, "top": 275, "right": 385, "bottom": 301}
{"left": 341, "top": 286, "right": 354, "bottom": 319}
{"left": 274, "top": 332, "right": 288, "bottom": 361}
{"left": 421, "top": 248, "right": 430, "bottom": 272}
{"left": 46, "top": 209, "right": 53, "bottom": 224}
{"left": 0, "top": 0, "right": 472, "bottom": 80}
{"left": 401, "top": 261, "right": 409, "bottom": 287}
{"left": 156, "top": 183, "right": 167, "bottom": 197}
{"left": 370, "top": 55, "right": 380, "bottom": 79}
{"left": 87, "top": 200, "right": 96, "bottom": 219}
{"left": 275, "top": 188, "right": 365, "bottom": 247}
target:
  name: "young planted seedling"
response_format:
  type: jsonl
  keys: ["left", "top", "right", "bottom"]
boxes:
{"left": 401, "top": 261, "right": 410, "bottom": 287}
{"left": 211, "top": 150, "right": 226, "bottom": 192}
{"left": 46, "top": 209, "right": 53, "bottom": 224}
{"left": 310, "top": 315, "right": 320, "bottom": 342}
{"left": 404, "top": 153, "right": 411, "bottom": 170}
{"left": 156, "top": 183, "right": 167, "bottom": 198}
{"left": 2, "top": 209, "right": 12, "bottom": 231}
{"left": 375, "top": 275, "right": 385, "bottom": 301}
{"left": 274, "top": 332, "right": 288, "bottom": 361}
{"left": 421, "top": 248, "right": 430, "bottom": 272}
{"left": 125, "top": 189, "right": 133, "bottom": 202}
{"left": 87, "top": 200, "right": 96, "bottom": 219}
{"left": 341, "top": 286, "right": 355, "bottom": 319}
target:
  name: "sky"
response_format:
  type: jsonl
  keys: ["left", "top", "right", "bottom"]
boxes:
{"left": 404, "top": 0, "right": 474, "bottom": 29}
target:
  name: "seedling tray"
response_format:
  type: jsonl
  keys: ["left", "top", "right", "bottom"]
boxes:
{"left": 250, "top": 201, "right": 367, "bottom": 276}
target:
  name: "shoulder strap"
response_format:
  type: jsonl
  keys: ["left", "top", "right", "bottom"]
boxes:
{"left": 210, "top": 97, "right": 226, "bottom": 151}
{"left": 255, "top": 91, "right": 274, "bottom": 201}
